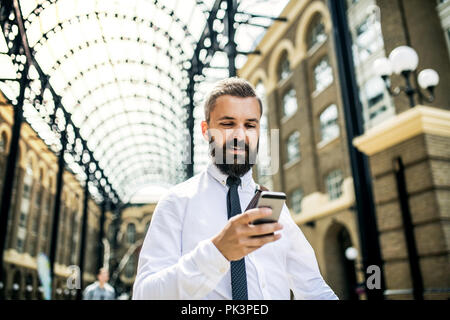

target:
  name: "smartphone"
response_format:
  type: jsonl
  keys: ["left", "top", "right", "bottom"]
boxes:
{"left": 252, "top": 191, "right": 286, "bottom": 227}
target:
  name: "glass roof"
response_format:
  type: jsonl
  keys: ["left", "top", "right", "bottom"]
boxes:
{"left": 0, "top": 0, "right": 288, "bottom": 204}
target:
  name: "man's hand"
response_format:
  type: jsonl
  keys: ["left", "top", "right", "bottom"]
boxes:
{"left": 211, "top": 207, "right": 283, "bottom": 261}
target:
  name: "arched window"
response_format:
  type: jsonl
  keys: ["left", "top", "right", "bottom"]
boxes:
{"left": 57, "top": 203, "right": 66, "bottom": 263}
{"left": 320, "top": 104, "right": 339, "bottom": 143}
{"left": 30, "top": 175, "right": 43, "bottom": 256}
{"left": 353, "top": 14, "right": 384, "bottom": 64}
{"left": 70, "top": 209, "right": 79, "bottom": 265}
{"left": 108, "top": 224, "right": 115, "bottom": 243}
{"left": 314, "top": 56, "right": 333, "bottom": 93}
{"left": 282, "top": 88, "right": 298, "bottom": 119}
{"left": 0, "top": 132, "right": 5, "bottom": 154}
{"left": 17, "top": 163, "right": 33, "bottom": 253}
{"left": 290, "top": 188, "right": 304, "bottom": 214}
{"left": 286, "top": 131, "right": 301, "bottom": 164}
{"left": 255, "top": 81, "right": 273, "bottom": 190}
{"left": 125, "top": 255, "right": 135, "bottom": 278}
{"left": 308, "top": 14, "right": 327, "bottom": 50}
{"left": 326, "top": 169, "right": 343, "bottom": 200}
{"left": 39, "top": 193, "right": 52, "bottom": 255}
{"left": 126, "top": 223, "right": 136, "bottom": 244}
{"left": 277, "top": 51, "right": 291, "bottom": 82}
{"left": 361, "top": 76, "right": 393, "bottom": 127}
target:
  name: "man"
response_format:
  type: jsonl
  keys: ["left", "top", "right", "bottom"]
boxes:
{"left": 133, "top": 78, "right": 338, "bottom": 300}
{"left": 83, "top": 268, "right": 115, "bottom": 300}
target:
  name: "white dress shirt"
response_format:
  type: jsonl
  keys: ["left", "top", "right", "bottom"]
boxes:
{"left": 132, "top": 162, "right": 338, "bottom": 300}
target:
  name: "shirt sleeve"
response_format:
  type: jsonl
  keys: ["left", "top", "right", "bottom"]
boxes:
{"left": 280, "top": 205, "right": 339, "bottom": 300}
{"left": 82, "top": 286, "right": 93, "bottom": 300}
{"left": 132, "top": 190, "right": 230, "bottom": 300}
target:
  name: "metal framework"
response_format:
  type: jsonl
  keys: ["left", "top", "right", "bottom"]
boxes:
{"left": 0, "top": 0, "right": 288, "bottom": 298}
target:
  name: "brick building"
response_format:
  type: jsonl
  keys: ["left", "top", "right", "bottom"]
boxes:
{"left": 239, "top": 0, "right": 449, "bottom": 299}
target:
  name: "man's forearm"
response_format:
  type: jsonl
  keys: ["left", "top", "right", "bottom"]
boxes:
{"left": 133, "top": 239, "right": 230, "bottom": 300}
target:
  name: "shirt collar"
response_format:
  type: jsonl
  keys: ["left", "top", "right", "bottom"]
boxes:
{"left": 206, "top": 162, "right": 254, "bottom": 191}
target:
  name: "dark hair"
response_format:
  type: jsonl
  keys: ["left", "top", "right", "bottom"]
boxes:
{"left": 97, "top": 267, "right": 108, "bottom": 276}
{"left": 203, "top": 77, "right": 263, "bottom": 123}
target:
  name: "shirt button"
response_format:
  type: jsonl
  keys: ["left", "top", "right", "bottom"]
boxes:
{"left": 220, "top": 267, "right": 226, "bottom": 273}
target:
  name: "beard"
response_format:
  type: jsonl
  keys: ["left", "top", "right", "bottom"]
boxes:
{"left": 208, "top": 134, "right": 259, "bottom": 178}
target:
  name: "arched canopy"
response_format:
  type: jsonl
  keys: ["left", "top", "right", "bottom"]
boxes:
{"left": 1, "top": 0, "right": 289, "bottom": 204}
{"left": 5, "top": 0, "right": 215, "bottom": 202}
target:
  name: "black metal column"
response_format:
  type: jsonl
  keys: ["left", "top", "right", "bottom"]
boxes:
{"left": 328, "top": 0, "right": 385, "bottom": 299}
{"left": 186, "top": 81, "right": 195, "bottom": 179}
{"left": 97, "top": 200, "right": 107, "bottom": 271}
{"left": 48, "top": 130, "right": 67, "bottom": 286}
{"left": 76, "top": 173, "right": 89, "bottom": 301}
{"left": 226, "top": 0, "right": 237, "bottom": 77}
{"left": 0, "top": 63, "right": 29, "bottom": 286}
{"left": 394, "top": 157, "right": 424, "bottom": 300}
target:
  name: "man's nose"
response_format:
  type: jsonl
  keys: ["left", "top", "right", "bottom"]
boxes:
{"left": 231, "top": 126, "right": 246, "bottom": 141}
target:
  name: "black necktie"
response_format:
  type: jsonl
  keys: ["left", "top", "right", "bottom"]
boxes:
{"left": 226, "top": 176, "right": 248, "bottom": 300}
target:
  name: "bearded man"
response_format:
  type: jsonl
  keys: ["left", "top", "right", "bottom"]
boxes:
{"left": 133, "top": 77, "right": 338, "bottom": 300}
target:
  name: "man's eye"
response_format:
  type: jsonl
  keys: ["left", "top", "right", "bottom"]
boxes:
{"left": 246, "top": 124, "right": 256, "bottom": 128}
{"left": 221, "top": 123, "right": 233, "bottom": 126}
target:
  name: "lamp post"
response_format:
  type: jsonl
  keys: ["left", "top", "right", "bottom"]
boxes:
{"left": 373, "top": 46, "right": 440, "bottom": 108}
{"left": 345, "top": 246, "right": 366, "bottom": 299}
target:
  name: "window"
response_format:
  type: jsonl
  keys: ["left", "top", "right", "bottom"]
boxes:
{"left": 353, "top": 15, "right": 384, "bottom": 65}
{"left": 126, "top": 223, "right": 136, "bottom": 244}
{"left": 290, "top": 188, "right": 304, "bottom": 214}
{"left": 17, "top": 164, "right": 33, "bottom": 253}
{"left": 282, "top": 88, "right": 298, "bottom": 119}
{"left": 71, "top": 210, "right": 79, "bottom": 265}
{"left": 314, "top": 56, "right": 333, "bottom": 93}
{"left": 361, "top": 77, "right": 394, "bottom": 127}
{"left": 326, "top": 170, "right": 344, "bottom": 200}
{"left": 286, "top": 131, "right": 301, "bottom": 164}
{"left": 255, "top": 81, "right": 274, "bottom": 191}
{"left": 0, "top": 133, "right": 5, "bottom": 153}
{"left": 278, "top": 51, "right": 291, "bottom": 82}
{"left": 108, "top": 225, "right": 115, "bottom": 243}
{"left": 320, "top": 104, "right": 339, "bottom": 143}
{"left": 31, "top": 186, "right": 43, "bottom": 256}
{"left": 39, "top": 194, "right": 51, "bottom": 254}
{"left": 125, "top": 256, "right": 135, "bottom": 278}
{"left": 308, "top": 15, "right": 327, "bottom": 50}
{"left": 57, "top": 204, "right": 67, "bottom": 263}
{"left": 437, "top": 0, "right": 450, "bottom": 61}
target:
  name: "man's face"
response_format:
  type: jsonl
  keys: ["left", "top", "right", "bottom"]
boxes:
{"left": 98, "top": 269, "right": 109, "bottom": 283}
{"left": 201, "top": 95, "right": 260, "bottom": 177}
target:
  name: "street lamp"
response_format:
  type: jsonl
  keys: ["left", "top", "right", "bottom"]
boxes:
{"left": 373, "top": 46, "right": 440, "bottom": 107}
{"left": 345, "top": 246, "right": 366, "bottom": 299}
{"left": 345, "top": 247, "right": 359, "bottom": 261}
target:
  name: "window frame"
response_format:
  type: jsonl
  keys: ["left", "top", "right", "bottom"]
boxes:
{"left": 325, "top": 169, "right": 344, "bottom": 201}
{"left": 285, "top": 131, "right": 301, "bottom": 165}
{"left": 313, "top": 55, "right": 334, "bottom": 94}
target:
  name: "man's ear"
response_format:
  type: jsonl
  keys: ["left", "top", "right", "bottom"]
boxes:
{"left": 201, "top": 120, "right": 210, "bottom": 142}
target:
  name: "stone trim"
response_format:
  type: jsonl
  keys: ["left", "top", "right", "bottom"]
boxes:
{"left": 353, "top": 106, "right": 450, "bottom": 156}
{"left": 292, "top": 177, "right": 355, "bottom": 224}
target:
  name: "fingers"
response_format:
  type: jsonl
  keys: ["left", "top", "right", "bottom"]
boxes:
{"left": 233, "top": 207, "right": 272, "bottom": 225}
{"left": 242, "top": 233, "right": 282, "bottom": 248}
{"left": 246, "top": 222, "right": 283, "bottom": 237}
